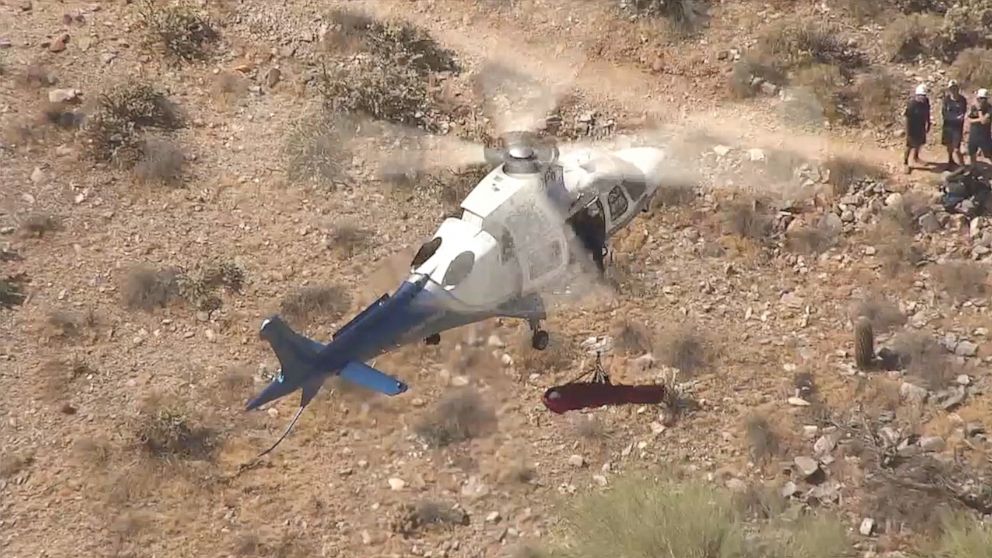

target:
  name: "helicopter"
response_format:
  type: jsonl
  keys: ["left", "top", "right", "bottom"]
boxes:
{"left": 242, "top": 131, "right": 668, "bottom": 457}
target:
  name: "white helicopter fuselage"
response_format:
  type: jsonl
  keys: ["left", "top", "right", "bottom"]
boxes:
{"left": 406, "top": 146, "right": 668, "bottom": 317}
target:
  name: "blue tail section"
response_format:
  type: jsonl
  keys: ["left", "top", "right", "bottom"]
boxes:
{"left": 340, "top": 361, "right": 408, "bottom": 396}
{"left": 245, "top": 317, "right": 326, "bottom": 411}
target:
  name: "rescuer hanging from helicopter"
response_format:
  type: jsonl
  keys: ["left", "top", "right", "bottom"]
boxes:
{"left": 568, "top": 201, "right": 608, "bottom": 275}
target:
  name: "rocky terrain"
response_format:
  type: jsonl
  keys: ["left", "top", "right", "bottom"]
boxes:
{"left": 1, "top": 1, "right": 991, "bottom": 557}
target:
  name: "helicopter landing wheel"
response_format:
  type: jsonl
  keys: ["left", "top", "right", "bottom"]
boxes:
{"left": 425, "top": 333, "right": 441, "bottom": 346}
{"left": 531, "top": 330, "right": 550, "bottom": 351}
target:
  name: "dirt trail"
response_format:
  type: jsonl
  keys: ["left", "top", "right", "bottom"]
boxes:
{"left": 358, "top": 0, "right": 904, "bottom": 175}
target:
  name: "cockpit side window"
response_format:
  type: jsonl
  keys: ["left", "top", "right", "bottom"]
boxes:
{"left": 499, "top": 229, "right": 515, "bottom": 263}
{"left": 411, "top": 237, "right": 442, "bottom": 268}
{"left": 443, "top": 251, "right": 475, "bottom": 287}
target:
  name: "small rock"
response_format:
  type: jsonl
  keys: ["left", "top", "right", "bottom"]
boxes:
{"left": 965, "top": 422, "right": 985, "bottom": 437}
{"left": 48, "top": 34, "right": 69, "bottom": 53}
{"left": 954, "top": 341, "right": 978, "bottom": 357}
{"left": 485, "top": 511, "right": 501, "bottom": 523}
{"left": 841, "top": 210, "right": 855, "bottom": 223}
{"left": 864, "top": 246, "right": 877, "bottom": 256}
{"left": 938, "top": 387, "right": 967, "bottom": 410}
{"left": 713, "top": 145, "right": 732, "bottom": 157}
{"left": 592, "top": 474, "right": 608, "bottom": 486}
{"left": 30, "top": 167, "right": 46, "bottom": 184}
{"left": 48, "top": 88, "right": 80, "bottom": 104}
{"left": 747, "top": 148, "right": 765, "bottom": 162}
{"left": 781, "top": 481, "right": 798, "bottom": 497}
{"left": 813, "top": 434, "right": 838, "bottom": 457}
{"left": 860, "top": 517, "right": 876, "bottom": 536}
{"left": 759, "top": 81, "right": 778, "bottom": 96}
{"left": 794, "top": 456, "right": 820, "bottom": 478}
{"left": 919, "top": 436, "right": 946, "bottom": 452}
{"left": 788, "top": 396, "right": 811, "bottom": 407}
{"left": 487, "top": 334, "right": 506, "bottom": 348}
{"left": 451, "top": 375, "right": 469, "bottom": 387}
{"left": 265, "top": 67, "right": 282, "bottom": 88}
{"left": 567, "top": 454, "right": 585, "bottom": 468}
{"left": 918, "top": 212, "right": 941, "bottom": 233}
{"left": 387, "top": 478, "right": 406, "bottom": 491}
{"left": 802, "top": 425, "right": 819, "bottom": 439}
{"left": 956, "top": 374, "right": 971, "bottom": 386}
{"left": 900, "top": 382, "right": 928, "bottom": 403}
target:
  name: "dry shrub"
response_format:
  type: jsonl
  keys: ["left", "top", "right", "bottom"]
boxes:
{"left": 211, "top": 71, "right": 248, "bottom": 105}
{"left": 892, "top": 331, "right": 953, "bottom": 390}
{"left": 792, "top": 64, "right": 848, "bottom": 123}
{"left": 42, "top": 101, "right": 84, "bottom": 129}
{"left": 728, "top": 59, "right": 782, "bottom": 99}
{"left": 822, "top": 156, "right": 885, "bottom": 196}
{"left": 320, "top": 55, "right": 443, "bottom": 132}
{"left": 134, "top": 137, "right": 185, "bottom": 186}
{"left": 721, "top": 198, "right": 772, "bottom": 242}
{"left": 753, "top": 18, "right": 860, "bottom": 72}
{"left": 279, "top": 285, "right": 351, "bottom": 327}
{"left": 883, "top": 190, "right": 931, "bottom": 234}
{"left": 139, "top": 0, "right": 219, "bottom": 63}
{"left": 19, "top": 63, "right": 55, "bottom": 88}
{"left": 325, "top": 9, "right": 460, "bottom": 74}
{"left": 612, "top": 319, "right": 654, "bottom": 356}
{"left": 852, "top": 68, "right": 907, "bottom": 125}
{"left": 745, "top": 414, "right": 780, "bottom": 463}
{"left": 0, "top": 452, "right": 33, "bottom": 478}
{"left": 931, "top": 513, "right": 992, "bottom": 558}
{"left": 840, "top": 0, "right": 885, "bottom": 21}
{"left": 572, "top": 414, "right": 608, "bottom": 441}
{"left": 621, "top": 0, "right": 708, "bottom": 33}
{"left": 415, "top": 388, "right": 496, "bottom": 448}
{"left": 849, "top": 293, "right": 906, "bottom": 334}
{"left": 71, "top": 437, "right": 113, "bottom": 469}
{"left": 326, "top": 221, "right": 373, "bottom": 258}
{"left": 84, "top": 83, "right": 183, "bottom": 169}
{"left": 133, "top": 394, "right": 216, "bottom": 460}
{"left": 122, "top": 265, "right": 181, "bottom": 311}
{"left": 392, "top": 500, "right": 470, "bottom": 536}
{"left": 651, "top": 176, "right": 698, "bottom": 208}
{"left": 284, "top": 111, "right": 350, "bottom": 187}
{"left": 785, "top": 215, "right": 840, "bottom": 256}
{"left": 735, "top": 483, "right": 788, "bottom": 520}
{"left": 43, "top": 308, "right": 98, "bottom": 342}
{"left": 18, "top": 212, "right": 61, "bottom": 238}
{"left": 931, "top": 260, "right": 988, "bottom": 300}
{"left": 656, "top": 325, "right": 710, "bottom": 375}
{"left": 952, "top": 47, "right": 992, "bottom": 89}
{"left": 883, "top": 13, "right": 943, "bottom": 61}
{"left": 0, "top": 275, "right": 28, "bottom": 309}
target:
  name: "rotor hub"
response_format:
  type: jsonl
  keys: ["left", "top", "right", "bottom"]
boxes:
{"left": 507, "top": 145, "right": 536, "bottom": 160}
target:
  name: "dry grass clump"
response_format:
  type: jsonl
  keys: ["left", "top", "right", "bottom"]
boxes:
{"left": 133, "top": 394, "right": 216, "bottom": 461}
{"left": 18, "top": 212, "right": 61, "bottom": 238}
{"left": 931, "top": 260, "right": 988, "bottom": 300}
{"left": 839, "top": 0, "right": 885, "bottom": 21}
{"left": 849, "top": 293, "right": 907, "bottom": 334}
{"left": 392, "top": 500, "right": 470, "bottom": 537}
{"left": 18, "top": 63, "right": 56, "bottom": 88}
{"left": 284, "top": 111, "right": 350, "bottom": 187}
{"left": 612, "top": 319, "right": 654, "bottom": 356}
{"left": 134, "top": 137, "right": 185, "bottom": 186}
{"left": 279, "top": 285, "right": 350, "bottom": 327}
{"left": 851, "top": 68, "right": 907, "bottom": 125}
{"left": 414, "top": 388, "right": 497, "bottom": 448}
{"left": 0, "top": 452, "right": 34, "bottom": 478}
{"left": 883, "top": 13, "right": 944, "bottom": 61}
{"left": 656, "top": 325, "right": 710, "bottom": 376}
{"left": 785, "top": 215, "right": 840, "bottom": 256}
{"left": 325, "top": 9, "right": 460, "bottom": 74}
{"left": 84, "top": 83, "right": 184, "bottom": 169}
{"left": 745, "top": 413, "right": 781, "bottom": 463}
{"left": 822, "top": 156, "right": 885, "bottom": 196}
{"left": 139, "top": 0, "right": 219, "bottom": 63}
{"left": 952, "top": 47, "right": 992, "bottom": 89}
{"left": 211, "top": 71, "right": 248, "bottom": 106}
{"left": 721, "top": 198, "right": 772, "bottom": 242}
{"left": 753, "top": 18, "right": 861, "bottom": 73}
{"left": 43, "top": 308, "right": 99, "bottom": 343}
{"left": 326, "top": 221, "right": 373, "bottom": 258}
{"left": 791, "top": 63, "right": 850, "bottom": 124}
{"left": 319, "top": 56, "right": 442, "bottom": 132}
{"left": 728, "top": 58, "right": 785, "bottom": 99}
{"left": 1, "top": 274, "right": 29, "bottom": 309}
{"left": 544, "top": 473, "right": 854, "bottom": 557}
{"left": 892, "top": 331, "right": 954, "bottom": 390}
{"left": 620, "top": 0, "right": 708, "bottom": 33}
{"left": 121, "top": 265, "right": 181, "bottom": 311}
{"left": 930, "top": 513, "right": 992, "bottom": 558}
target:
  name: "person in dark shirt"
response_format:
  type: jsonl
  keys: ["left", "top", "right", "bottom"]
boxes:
{"left": 967, "top": 88, "right": 992, "bottom": 165}
{"left": 903, "top": 84, "right": 931, "bottom": 174}
{"left": 941, "top": 80, "right": 967, "bottom": 168}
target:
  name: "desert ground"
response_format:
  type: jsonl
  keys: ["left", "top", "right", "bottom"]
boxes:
{"left": 1, "top": 1, "right": 991, "bottom": 557}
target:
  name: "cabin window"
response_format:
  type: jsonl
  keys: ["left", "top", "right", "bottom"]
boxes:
{"left": 411, "top": 237, "right": 442, "bottom": 268}
{"left": 607, "top": 185, "right": 629, "bottom": 220}
{"left": 443, "top": 251, "right": 475, "bottom": 287}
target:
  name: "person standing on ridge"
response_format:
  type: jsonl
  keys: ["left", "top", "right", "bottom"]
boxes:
{"left": 967, "top": 88, "right": 992, "bottom": 165}
{"left": 941, "top": 79, "right": 967, "bottom": 169}
{"left": 904, "top": 83, "right": 931, "bottom": 174}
